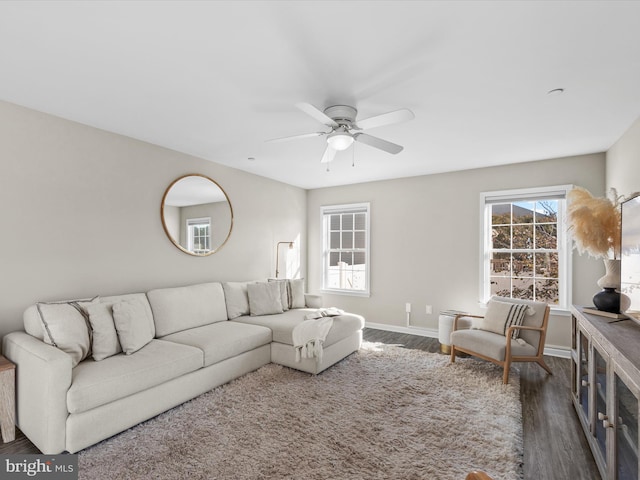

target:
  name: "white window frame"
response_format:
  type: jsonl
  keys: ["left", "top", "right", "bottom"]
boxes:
{"left": 479, "top": 185, "right": 573, "bottom": 312}
{"left": 321, "top": 202, "right": 370, "bottom": 297}
{"left": 186, "top": 217, "right": 211, "bottom": 254}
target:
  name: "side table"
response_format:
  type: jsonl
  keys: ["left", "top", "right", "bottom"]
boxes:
{"left": 438, "top": 310, "right": 474, "bottom": 354}
{"left": 0, "top": 355, "right": 15, "bottom": 442}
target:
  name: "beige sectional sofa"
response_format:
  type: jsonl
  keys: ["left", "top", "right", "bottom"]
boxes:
{"left": 2, "top": 281, "right": 364, "bottom": 454}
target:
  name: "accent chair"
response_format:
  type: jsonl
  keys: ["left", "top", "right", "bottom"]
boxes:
{"left": 450, "top": 296, "right": 552, "bottom": 384}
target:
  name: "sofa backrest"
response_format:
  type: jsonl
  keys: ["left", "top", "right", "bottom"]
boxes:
{"left": 147, "top": 282, "right": 228, "bottom": 337}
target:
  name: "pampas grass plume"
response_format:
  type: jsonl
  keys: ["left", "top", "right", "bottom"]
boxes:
{"left": 567, "top": 187, "right": 620, "bottom": 259}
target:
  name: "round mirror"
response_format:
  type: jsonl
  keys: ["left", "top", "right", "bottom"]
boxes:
{"left": 161, "top": 174, "right": 233, "bottom": 256}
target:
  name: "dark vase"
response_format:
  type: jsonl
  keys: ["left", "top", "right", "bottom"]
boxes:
{"left": 593, "top": 287, "right": 621, "bottom": 314}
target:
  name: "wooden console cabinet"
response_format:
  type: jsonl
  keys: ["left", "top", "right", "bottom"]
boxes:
{"left": 571, "top": 306, "right": 640, "bottom": 480}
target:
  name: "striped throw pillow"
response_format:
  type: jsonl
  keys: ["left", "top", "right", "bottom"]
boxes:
{"left": 481, "top": 300, "right": 531, "bottom": 339}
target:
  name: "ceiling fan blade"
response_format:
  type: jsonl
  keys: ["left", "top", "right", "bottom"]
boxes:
{"left": 296, "top": 102, "right": 339, "bottom": 128}
{"left": 354, "top": 133, "right": 403, "bottom": 154}
{"left": 320, "top": 145, "right": 337, "bottom": 164}
{"left": 355, "top": 108, "right": 414, "bottom": 131}
{"left": 266, "top": 131, "right": 325, "bottom": 143}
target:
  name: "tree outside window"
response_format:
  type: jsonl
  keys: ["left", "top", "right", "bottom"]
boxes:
{"left": 481, "top": 185, "right": 571, "bottom": 309}
{"left": 490, "top": 201, "right": 559, "bottom": 303}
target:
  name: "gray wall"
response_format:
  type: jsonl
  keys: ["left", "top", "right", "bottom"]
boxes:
{"left": 607, "top": 116, "right": 640, "bottom": 196}
{"left": 0, "top": 100, "right": 307, "bottom": 341}
{"left": 307, "top": 153, "right": 606, "bottom": 349}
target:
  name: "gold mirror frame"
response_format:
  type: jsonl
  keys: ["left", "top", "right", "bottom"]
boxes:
{"left": 161, "top": 174, "right": 233, "bottom": 256}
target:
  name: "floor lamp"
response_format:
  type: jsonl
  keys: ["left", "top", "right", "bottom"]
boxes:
{"left": 275, "top": 241, "right": 294, "bottom": 278}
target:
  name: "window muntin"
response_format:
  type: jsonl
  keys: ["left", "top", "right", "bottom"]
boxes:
{"left": 481, "top": 186, "right": 571, "bottom": 309}
{"left": 186, "top": 217, "right": 211, "bottom": 254}
{"left": 322, "top": 203, "right": 370, "bottom": 296}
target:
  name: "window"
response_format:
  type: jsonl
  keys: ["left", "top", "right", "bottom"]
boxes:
{"left": 321, "top": 203, "right": 370, "bottom": 296}
{"left": 480, "top": 185, "right": 572, "bottom": 309}
{"left": 186, "top": 217, "right": 211, "bottom": 254}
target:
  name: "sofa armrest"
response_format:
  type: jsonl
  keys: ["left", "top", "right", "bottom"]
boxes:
{"left": 304, "top": 294, "right": 323, "bottom": 309}
{"left": 2, "top": 332, "right": 72, "bottom": 454}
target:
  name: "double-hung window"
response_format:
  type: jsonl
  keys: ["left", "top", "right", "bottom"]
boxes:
{"left": 186, "top": 217, "right": 211, "bottom": 254}
{"left": 480, "top": 185, "right": 572, "bottom": 309}
{"left": 321, "top": 203, "right": 370, "bottom": 296}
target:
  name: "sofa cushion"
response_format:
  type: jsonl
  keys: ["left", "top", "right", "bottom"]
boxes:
{"left": 233, "top": 309, "right": 365, "bottom": 347}
{"left": 267, "top": 279, "right": 290, "bottom": 311}
{"left": 67, "top": 339, "right": 203, "bottom": 414}
{"left": 113, "top": 298, "right": 155, "bottom": 354}
{"left": 91, "top": 293, "right": 154, "bottom": 359}
{"left": 160, "top": 322, "right": 272, "bottom": 367}
{"left": 247, "top": 282, "right": 284, "bottom": 316}
{"left": 289, "top": 279, "right": 305, "bottom": 309}
{"left": 86, "top": 303, "right": 122, "bottom": 361}
{"left": 450, "top": 329, "right": 537, "bottom": 361}
{"left": 99, "top": 293, "right": 153, "bottom": 315}
{"left": 147, "top": 282, "right": 228, "bottom": 337}
{"left": 32, "top": 298, "right": 98, "bottom": 367}
{"left": 222, "top": 281, "right": 253, "bottom": 319}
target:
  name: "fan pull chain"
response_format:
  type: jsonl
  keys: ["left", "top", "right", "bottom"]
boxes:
{"left": 352, "top": 144, "right": 355, "bottom": 167}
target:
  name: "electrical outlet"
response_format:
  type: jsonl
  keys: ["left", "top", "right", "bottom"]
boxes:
{"left": 425, "top": 305, "right": 433, "bottom": 315}
{"left": 405, "top": 303, "right": 412, "bottom": 313}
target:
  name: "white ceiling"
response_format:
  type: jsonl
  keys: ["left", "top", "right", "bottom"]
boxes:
{"left": 1, "top": 1, "right": 640, "bottom": 189}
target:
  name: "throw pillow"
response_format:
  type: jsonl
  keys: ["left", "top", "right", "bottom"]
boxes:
{"left": 86, "top": 302, "right": 122, "bottom": 361}
{"left": 480, "top": 300, "right": 532, "bottom": 339}
{"left": 289, "top": 278, "right": 306, "bottom": 309}
{"left": 112, "top": 298, "right": 155, "bottom": 354}
{"left": 36, "top": 298, "right": 98, "bottom": 367}
{"left": 268, "top": 279, "right": 290, "bottom": 312}
{"left": 222, "top": 282, "right": 253, "bottom": 319}
{"left": 247, "top": 282, "right": 284, "bottom": 316}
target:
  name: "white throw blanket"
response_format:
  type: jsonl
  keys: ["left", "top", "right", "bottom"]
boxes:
{"left": 304, "top": 307, "right": 344, "bottom": 320}
{"left": 292, "top": 317, "right": 334, "bottom": 364}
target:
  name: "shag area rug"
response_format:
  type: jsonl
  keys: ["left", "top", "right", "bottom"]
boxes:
{"left": 79, "top": 342, "right": 523, "bottom": 480}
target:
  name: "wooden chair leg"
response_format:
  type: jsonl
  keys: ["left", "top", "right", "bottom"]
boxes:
{"left": 503, "top": 359, "right": 511, "bottom": 384}
{"left": 450, "top": 345, "right": 456, "bottom": 363}
{"left": 537, "top": 358, "right": 553, "bottom": 375}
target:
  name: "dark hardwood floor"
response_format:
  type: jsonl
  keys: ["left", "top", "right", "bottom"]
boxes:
{"left": 1, "top": 328, "right": 601, "bottom": 479}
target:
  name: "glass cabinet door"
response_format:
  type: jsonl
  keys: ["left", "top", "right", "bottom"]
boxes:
{"left": 578, "top": 330, "right": 590, "bottom": 419}
{"left": 615, "top": 371, "right": 639, "bottom": 480}
{"left": 594, "top": 343, "right": 609, "bottom": 471}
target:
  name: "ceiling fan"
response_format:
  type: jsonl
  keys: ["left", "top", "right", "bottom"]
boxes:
{"left": 267, "top": 103, "right": 415, "bottom": 164}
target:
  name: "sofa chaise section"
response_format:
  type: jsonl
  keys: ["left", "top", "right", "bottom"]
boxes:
{"left": 233, "top": 308, "right": 364, "bottom": 374}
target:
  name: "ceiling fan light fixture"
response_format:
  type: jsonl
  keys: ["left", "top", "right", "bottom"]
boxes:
{"left": 327, "top": 131, "right": 354, "bottom": 151}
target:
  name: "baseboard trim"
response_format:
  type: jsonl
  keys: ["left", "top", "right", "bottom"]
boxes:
{"left": 543, "top": 345, "right": 571, "bottom": 359}
{"left": 365, "top": 322, "right": 571, "bottom": 358}
{"left": 365, "top": 322, "right": 438, "bottom": 338}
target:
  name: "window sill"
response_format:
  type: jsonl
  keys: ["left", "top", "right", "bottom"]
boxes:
{"left": 321, "top": 288, "right": 370, "bottom": 298}
{"left": 478, "top": 300, "right": 572, "bottom": 317}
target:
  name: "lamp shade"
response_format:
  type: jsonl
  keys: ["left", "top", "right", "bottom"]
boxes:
{"left": 327, "top": 132, "right": 354, "bottom": 151}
